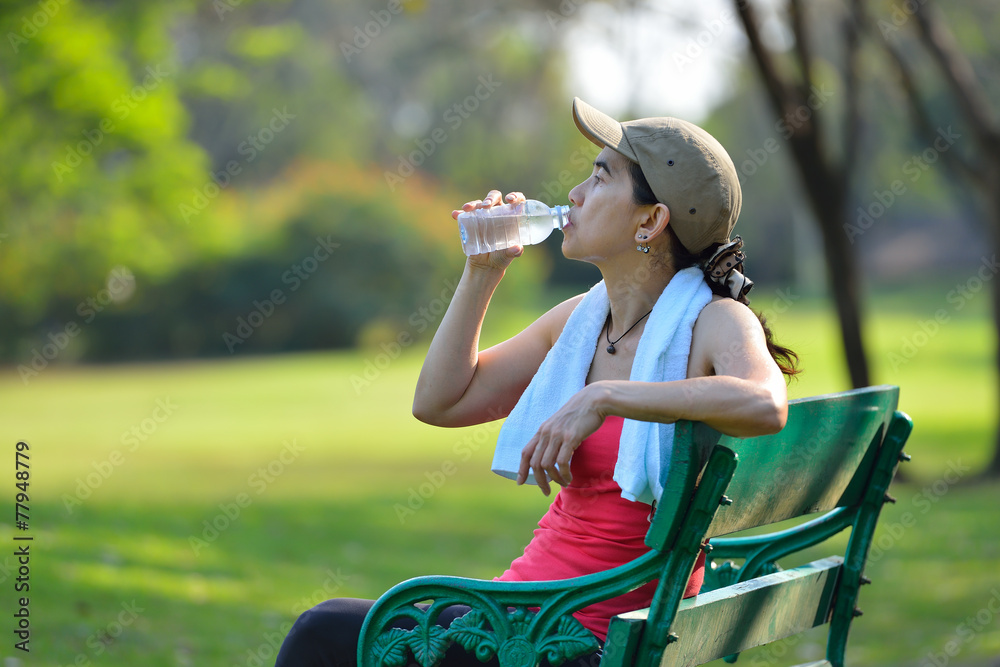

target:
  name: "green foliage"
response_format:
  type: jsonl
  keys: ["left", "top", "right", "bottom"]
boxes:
{"left": 0, "top": 2, "right": 214, "bottom": 315}
{"left": 2, "top": 0, "right": 997, "bottom": 364}
{"left": 0, "top": 0, "right": 581, "bottom": 362}
{"left": 0, "top": 159, "right": 478, "bottom": 360}
{"left": 227, "top": 22, "right": 305, "bottom": 61}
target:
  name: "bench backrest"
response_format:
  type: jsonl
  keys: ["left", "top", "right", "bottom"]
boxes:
{"left": 646, "top": 385, "right": 899, "bottom": 551}
{"left": 612, "top": 385, "right": 909, "bottom": 667}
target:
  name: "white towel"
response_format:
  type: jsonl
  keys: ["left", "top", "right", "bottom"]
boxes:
{"left": 491, "top": 266, "right": 712, "bottom": 504}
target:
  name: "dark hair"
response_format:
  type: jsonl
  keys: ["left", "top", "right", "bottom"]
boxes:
{"left": 628, "top": 160, "right": 801, "bottom": 378}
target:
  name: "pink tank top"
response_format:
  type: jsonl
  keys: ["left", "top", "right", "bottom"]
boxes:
{"left": 496, "top": 414, "right": 705, "bottom": 642}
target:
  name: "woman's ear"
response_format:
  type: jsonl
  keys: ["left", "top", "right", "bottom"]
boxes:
{"left": 636, "top": 203, "right": 670, "bottom": 242}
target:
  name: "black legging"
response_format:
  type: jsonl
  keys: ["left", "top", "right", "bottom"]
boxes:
{"left": 274, "top": 598, "right": 603, "bottom": 667}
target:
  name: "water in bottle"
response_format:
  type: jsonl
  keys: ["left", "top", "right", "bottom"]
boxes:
{"left": 457, "top": 199, "right": 570, "bottom": 256}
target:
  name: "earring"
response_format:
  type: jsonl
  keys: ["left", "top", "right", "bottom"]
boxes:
{"left": 636, "top": 235, "right": 650, "bottom": 254}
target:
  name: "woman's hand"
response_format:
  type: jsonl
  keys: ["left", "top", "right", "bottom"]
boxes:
{"left": 452, "top": 189, "right": 526, "bottom": 272}
{"left": 517, "top": 383, "right": 609, "bottom": 496}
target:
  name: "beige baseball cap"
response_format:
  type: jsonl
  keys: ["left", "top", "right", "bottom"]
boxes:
{"left": 572, "top": 97, "right": 742, "bottom": 254}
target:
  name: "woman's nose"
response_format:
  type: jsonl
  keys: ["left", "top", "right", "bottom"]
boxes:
{"left": 568, "top": 182, "right": 583, "bottom": 207}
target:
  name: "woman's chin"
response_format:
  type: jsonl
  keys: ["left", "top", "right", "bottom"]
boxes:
{"left": 560, "top": 236, "right": 580, "bottom": 261}
{"left": 560, "top": 235, "right": 609, "bottom": 265}
{"left": 560, "top": 245, "right": 599, "bottom": 265}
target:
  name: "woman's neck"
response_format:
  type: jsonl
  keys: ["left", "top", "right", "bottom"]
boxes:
{"left": 601, "top": 259, "right": 677, "bottom": 336}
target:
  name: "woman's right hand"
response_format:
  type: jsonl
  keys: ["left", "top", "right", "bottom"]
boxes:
{"left": 452, "top": 189, "right": 525, "bottom": 272}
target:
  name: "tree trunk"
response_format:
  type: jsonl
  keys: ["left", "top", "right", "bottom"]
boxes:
{"left": 731, "top": 0, "right": 871, "bottom": 390}
{"left": 816, "top": 201, "right": 870, "bottom": 389}
{"left": 985, "top": 187, "right": 1000, "bottom": 478}
{"left": 785, "top": 134, "right": 871, "bottom": 388}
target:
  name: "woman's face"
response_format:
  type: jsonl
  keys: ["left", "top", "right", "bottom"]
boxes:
{"left": 563, "top": 147, "right": 642, "bottom": 263}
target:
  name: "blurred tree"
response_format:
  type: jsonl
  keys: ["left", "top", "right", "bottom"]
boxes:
{"left": 0, "top": 1, "right": 218, "bottom": 319}
{"left": 0, "top": 0, "right": 576, "bottom": 362}
{"left": 732, "top": 0, "right": 872, "bottom": 388}
{"left": 77, "top": 159, "right": 467, "bottom": 359}
{"left": 171, "top": 0, "right": 586, "bottom": 205}
{"left": 857, "top": 0, "right": 1000, "bottom": 477}
{"left": 48, "top": 157, "right": 554, "bottom": 361}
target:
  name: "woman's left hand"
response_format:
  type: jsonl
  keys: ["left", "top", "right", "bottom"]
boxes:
{"left": 517, "top": 383, "right": 609, "bottom": 495}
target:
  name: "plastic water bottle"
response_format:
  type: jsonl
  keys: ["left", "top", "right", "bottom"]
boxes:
{"left": 457, "top": 200, "right": 569, "bottom": 256}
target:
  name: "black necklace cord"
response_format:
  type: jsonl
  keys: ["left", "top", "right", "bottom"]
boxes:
{"left": 605, "top": 309, "right": 652, "bottom": 354}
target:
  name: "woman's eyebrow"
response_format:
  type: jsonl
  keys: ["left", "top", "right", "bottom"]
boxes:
{"left": 593, "top": 159, "right": 613, "bottom": 177}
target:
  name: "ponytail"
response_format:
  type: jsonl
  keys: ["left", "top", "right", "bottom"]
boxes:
{"left": 628, "top": 160, "right": 801, "bottom": 378}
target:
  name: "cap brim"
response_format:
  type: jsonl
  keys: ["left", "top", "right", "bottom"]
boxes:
{"left": 572, "top": 97, "right": 638, "bottom": 163}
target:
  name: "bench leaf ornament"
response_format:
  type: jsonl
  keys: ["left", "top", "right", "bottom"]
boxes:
{"left": 445, "top": 610, "right": 499, "bottom": 661}
{"left": 370, "top": 628, "right": 411, "bottom": 667}
{"left": 370, "top": 625, "right": 448, "bottom": 667}
{"left": 411, "top": 625, "right": 449, "bottom": 666}
{"left": 370, "top": 605, "right": 598, "bottom": 667}
{"left": 538, "top": 615, "right": 599, "bottom": 664}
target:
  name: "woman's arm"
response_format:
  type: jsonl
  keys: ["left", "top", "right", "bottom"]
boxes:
{"left": 596, "top": 298, "right": 787, "bottom": 436}
{"left": 518, "top": 298, "right": 788, "bottom": 494}
{"left": 412, "top": 190, "right": 578, "bottom": 428}
{"left": 412, "top": 263, "right": 579, "bottom": 427}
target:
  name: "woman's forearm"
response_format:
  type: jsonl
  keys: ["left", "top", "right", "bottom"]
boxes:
{"left": 412, "top": 262, "right": 505, "bottom": 422}
{"left": 592, "top": 376, "right": 788, "bottom": 437}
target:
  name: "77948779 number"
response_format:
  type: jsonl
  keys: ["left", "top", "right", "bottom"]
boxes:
{"left": 15, "top": 441, "right": 29, "bottom": 530}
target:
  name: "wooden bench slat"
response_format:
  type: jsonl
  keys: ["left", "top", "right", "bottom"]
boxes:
{"left": 660, "top": 557, "right": 841, "bottom": 667}
{"left": 610, "top": 557, "right": 842, "bottom": 667}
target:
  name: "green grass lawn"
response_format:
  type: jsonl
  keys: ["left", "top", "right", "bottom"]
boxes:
{"left": 0, "top": 289, "right": 998, "bottom": 666}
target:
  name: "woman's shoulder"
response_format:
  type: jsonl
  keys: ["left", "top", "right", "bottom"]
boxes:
{"left": 689, "top": 296, "right": 766, "bottom": 377}
{"left": 695, "top": 294, "right": 759, "bottom": 330}
{"left": 535, "top": 293, "right": 587, "bottom": 347}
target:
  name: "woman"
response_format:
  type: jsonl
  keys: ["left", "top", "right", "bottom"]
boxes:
{"left": 275, "top": 98, "right": 798, "bottom": 667}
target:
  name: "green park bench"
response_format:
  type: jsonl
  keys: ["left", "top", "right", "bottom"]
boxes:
{"left": 358, "top": 385, "right": 913, "bottom": 667}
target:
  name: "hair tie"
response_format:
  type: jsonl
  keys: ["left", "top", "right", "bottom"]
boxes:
{"left": 702, "top": 236, "right": 753, "bottom": 304}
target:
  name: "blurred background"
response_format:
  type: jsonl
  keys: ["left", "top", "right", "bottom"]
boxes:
{"left": 0, "top": 0, "right": 998, "bottom": 664}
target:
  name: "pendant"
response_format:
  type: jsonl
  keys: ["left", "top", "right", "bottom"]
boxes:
{"left": 606, "top": 344, "right": 616, "bottom": 354}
